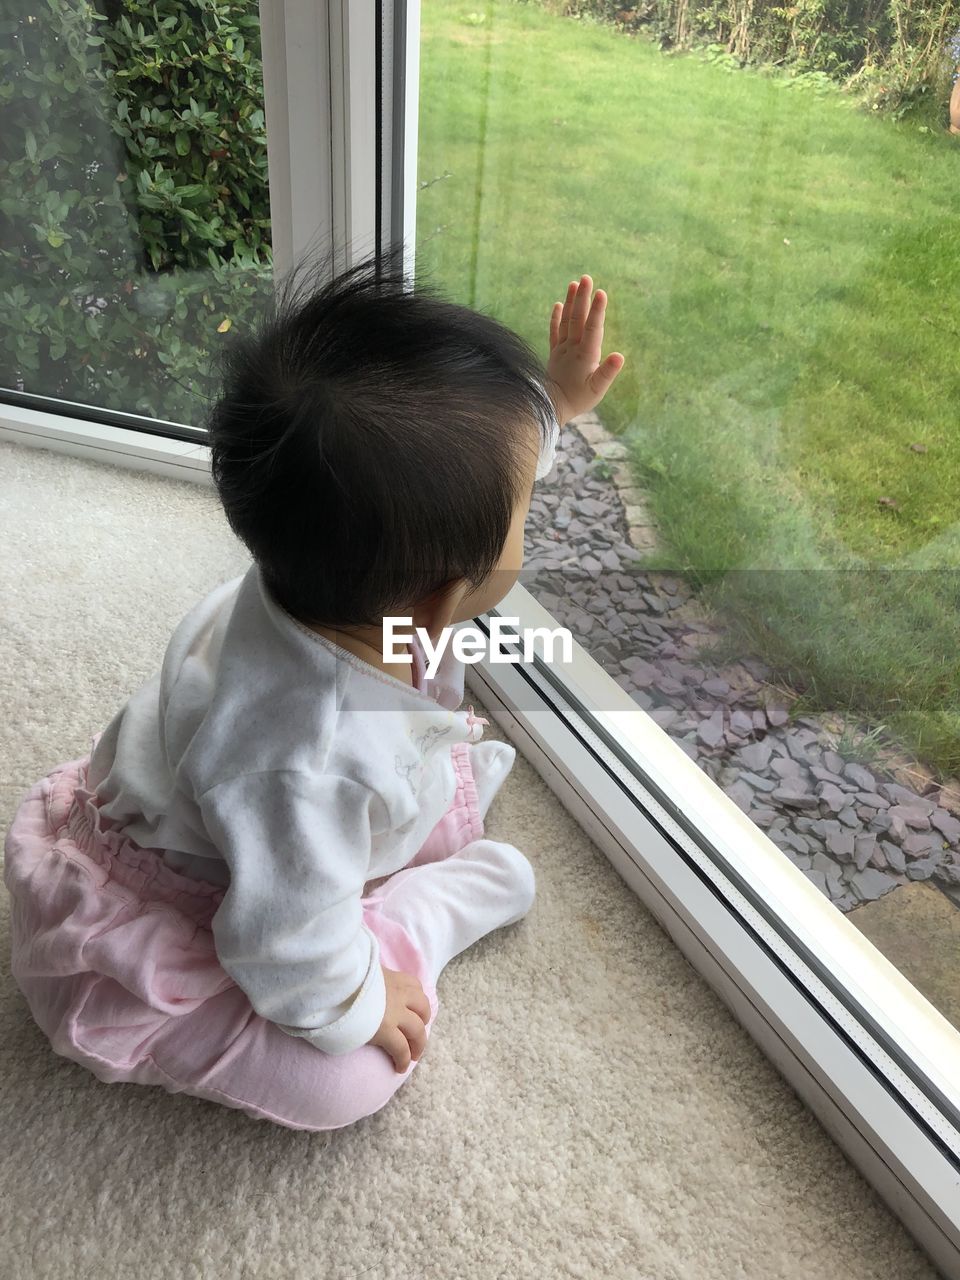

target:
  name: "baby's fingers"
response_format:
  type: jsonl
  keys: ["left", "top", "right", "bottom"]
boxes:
{"left": 399, "top": 1008, "right": 428, "bottom": 1066}
{"left": 549, "top": 301, "right": 563, "bottom": 351}
{"left": 386, "top": 1028, "right": 412, "bottom": 1073}
{"left": 589, "top": 351, "right": 626, "bottom": 397}
{"left": 408, "top": 986, "right": 432, "bottom": 1027}
{"left": 581, "top": 289, "right": 608, "bottom": 360}
{"left": 569, "top": 274, "right": 593, "bottom": 344}
{"left": 554, "top": 279, "right": 579, "bottom": 347}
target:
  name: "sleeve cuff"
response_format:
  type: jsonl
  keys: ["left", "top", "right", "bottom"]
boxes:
{"left": 535, "top": 373, "right": 563, "bottom": 481}
{"left": 275, "top": 924, "right": 386, "bottom": 1056}
{"left": 422, "top": 620, "right": 471, "bottom": 709}
{"left": 534, "top": 410, "right": 561, "bottom": 482}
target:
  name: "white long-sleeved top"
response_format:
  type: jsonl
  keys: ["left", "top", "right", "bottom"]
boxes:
{"left": 85, "top": 563, "right": 489, "bottom": 1057}
{"left": 83, "top": 415, "right": 561, "bottom": 1058}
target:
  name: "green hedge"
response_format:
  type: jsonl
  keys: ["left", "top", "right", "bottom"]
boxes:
{"left": 0, "top": 0, "right": 274, "bottom": 429}
{"left": 546, "top": 0, "right": 960, "bottom": 117}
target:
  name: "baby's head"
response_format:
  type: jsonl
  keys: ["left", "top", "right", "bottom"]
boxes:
{"left": 207, "top": 245, "right": 558, "bottom": 635}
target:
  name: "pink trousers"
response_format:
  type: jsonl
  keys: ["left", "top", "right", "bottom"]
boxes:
{"left": 3, "top": 736, "right": 489, "bottom": 1134}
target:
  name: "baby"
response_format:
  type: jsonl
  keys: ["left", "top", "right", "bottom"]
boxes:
{"left": 3, "top": 246, "right": 624, "bottom": 1133}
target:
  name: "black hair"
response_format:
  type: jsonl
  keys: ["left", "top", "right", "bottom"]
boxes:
{"left": 206, "top": 241, "right": 559, "bottom": 629}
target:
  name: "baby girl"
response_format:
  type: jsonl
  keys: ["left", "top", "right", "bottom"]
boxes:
{"left": 3, "top": 248, "right": 623, "bottom": 1133}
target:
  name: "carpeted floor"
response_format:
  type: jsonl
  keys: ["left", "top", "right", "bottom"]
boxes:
{"left": 0, "top": 437, "right": 942, "bottom": 1280}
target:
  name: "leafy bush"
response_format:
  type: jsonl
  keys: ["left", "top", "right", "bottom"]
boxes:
{"left": 543, "top": 0, "right": 960, "bottom": 120}
{"left": 0, "top": 0, "right": 274, "bottom": 428}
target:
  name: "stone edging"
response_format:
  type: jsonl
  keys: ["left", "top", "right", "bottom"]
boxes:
{"left": 567, "top": 412, "right": 660, "bottom": 554}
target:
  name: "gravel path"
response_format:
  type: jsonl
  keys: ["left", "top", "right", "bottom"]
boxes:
{"left": 522, "top": 425, "right": 960, "bottom": 914}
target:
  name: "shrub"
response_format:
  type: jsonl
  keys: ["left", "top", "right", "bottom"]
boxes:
{"left": 0, "top": 0, "right": 274, "bottom": 427}
{"left": 547, "top": 0, "right": 960, "bottom": 120}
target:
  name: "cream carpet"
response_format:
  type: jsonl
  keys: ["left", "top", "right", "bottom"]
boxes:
{"left": 0, "top": 437, "right": 941, "bottom": 1280}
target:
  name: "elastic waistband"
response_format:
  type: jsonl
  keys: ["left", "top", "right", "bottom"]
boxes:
{"left": 449, "top": 741, "right": 484, "bottom": 846}
{"left": 46, "top": 753, "right": 226, "bottom": 930}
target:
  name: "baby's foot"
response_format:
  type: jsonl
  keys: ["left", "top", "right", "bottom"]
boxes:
{"left": 468, "top": 740, "right": 516, "bottom": 821}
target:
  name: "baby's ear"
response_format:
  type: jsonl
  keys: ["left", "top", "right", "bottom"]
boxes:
{"left": 409, "top": 577, "right": 468, "bottom": 642}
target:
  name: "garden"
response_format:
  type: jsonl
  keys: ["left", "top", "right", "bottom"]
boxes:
{"left": 416, "top": 0, "right": 960, "bottom": 779}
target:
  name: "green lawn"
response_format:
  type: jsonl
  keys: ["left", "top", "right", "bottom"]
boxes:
{"left": 415, "top": 0, "right": 960, "bottom": 779}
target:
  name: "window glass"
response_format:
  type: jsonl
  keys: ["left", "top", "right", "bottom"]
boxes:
{"left": 417, "top": 0, "right": 960, "bottom": 1037}
{"left": 1, "top": 0, "right": 273, "bottom": 428}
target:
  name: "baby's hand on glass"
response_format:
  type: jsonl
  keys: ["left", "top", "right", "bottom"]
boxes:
{"left": 546, "top": 274, "right": 625, "bottom": 425}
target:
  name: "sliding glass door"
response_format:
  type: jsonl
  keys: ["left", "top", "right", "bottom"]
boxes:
{"left": 403, "top": 0, "right": 960, "bottom": 1270}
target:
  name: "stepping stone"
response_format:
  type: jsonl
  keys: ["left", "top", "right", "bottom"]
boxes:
{"left": 648, "top": 705, "right": 678, "bottom": 730}
{"left": 854, "top": 833, "right": 877, "bottom": 870}
{"left": 811, "top": 817, "right": 842, "bottom": 838}
{"left": 741, "top": 770, "right": 777, "bottom": 793}
{"left": 804, "top": 868, "right": 828, "bottom": 894}
{"left": 770, "top": 757, "right": 803, "bottom": 779}
{"left": 826, "top": 830, "right": 856, "bottom": 861}
{"left": 697, "top": 706, "right": 725, "bottom": 748}
{"left": 906, "top": 856, "right": 940, "bottom": 881}
{"left": 903, "top": 831, "right": 945, "bottom": 857}
{"left": 816, "top": 783, "right": 848, "bottom": 816}
{"left": 701, "top": 677, "right": 730, "bottom": 697}
{"left": 785, "top": 730, "right": 819, "bottom": 763}
{"left": 772, "top": 787, "right": 819, "bottom": 810}
{"left": 810, "top": 765, "right": 847, "bottom": 788}
{"left": 879, "top": 783, "right": 937, "bottom": 812}
{"left": 932, "top": 810, "right": 960, "bottom": 843}
{"left": 748, "top": 808, "right": 778, "bottom": 827}
{"left": 825, "top": 868, "right": 847, "bottom": 900}
{"left": 880, "top": 841, "right": 906, "bottom": 872}
{"left": 730, "top": 709, "right": 754, "bottom": 737}
{"left": 855, "top": 792, "right": 889, "bottom": 809}
{"left": 779, "top": 828, "right": 811, "bottom": 855}
{"left": 680, "top": 665, "right": 706, "bottom": 685}
{"left": 848, "top": 867, "right": 898, "bottom": 903}
{"left": 621, "top": 657, "right": 659, "bottom": 686}
{"left": 842, "top": 762, "right": 877, "bottom": 789}
{"left": 888, "top": 804, "right": 932, "bottom": 831}
{"left": 724, "top": 780, "right": 755, "bottom": 812}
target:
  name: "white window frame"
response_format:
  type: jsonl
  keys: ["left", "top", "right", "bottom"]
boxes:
{"left": 2, "top": 1, "right": 959, "bottom": 1270}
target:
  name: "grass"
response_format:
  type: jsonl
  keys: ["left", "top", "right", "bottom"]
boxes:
{"left": 415, "top": 0, "right": 960, "bottom": 779}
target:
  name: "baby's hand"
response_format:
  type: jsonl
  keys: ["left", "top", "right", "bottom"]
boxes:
{"left": 367, "top": 964, "right": 431, "bottom": 1073}
{"left": 546, "top": 275, "right": 625, "bottom": 425}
